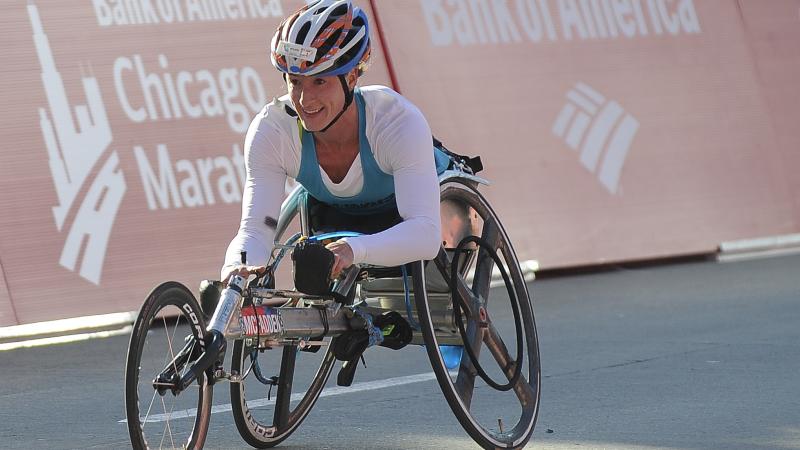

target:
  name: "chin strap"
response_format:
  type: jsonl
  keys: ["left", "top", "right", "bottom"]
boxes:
{"left": 317, "top": 75, "right": 355, "bottom": 133}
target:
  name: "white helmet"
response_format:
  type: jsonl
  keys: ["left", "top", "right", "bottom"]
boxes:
{"left": 270, "top": 0, "right": 371, "bottom": 77}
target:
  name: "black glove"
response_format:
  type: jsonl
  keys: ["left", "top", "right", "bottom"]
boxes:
{"left": 292, "top": 240, "right": 335, "bottom": 295}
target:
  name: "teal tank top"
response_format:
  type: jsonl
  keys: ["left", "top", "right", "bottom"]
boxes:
{"left": 296, "top": 89, "right": 450, "bottom": 215}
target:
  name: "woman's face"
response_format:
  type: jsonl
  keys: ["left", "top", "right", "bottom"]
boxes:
{"left": 287, "top": 73, "right": 352, "bottom": 132}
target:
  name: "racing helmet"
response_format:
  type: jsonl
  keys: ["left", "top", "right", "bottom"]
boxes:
{"left": 270, "top": 0, "right": 371, "bottom": 77}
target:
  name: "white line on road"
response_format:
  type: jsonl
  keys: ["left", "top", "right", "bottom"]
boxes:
{"left": 120, "top": 371, "right": 438, "bottom": 424}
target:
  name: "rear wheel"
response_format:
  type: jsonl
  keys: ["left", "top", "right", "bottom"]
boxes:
{"left": 125, "top": 282, "right": 212, "bottom": 450}
{"left": 416, "top": 179, "right": 541, "bottom": 449}
{"left": 230, "top": 336, "right": 337, "bottom": 448}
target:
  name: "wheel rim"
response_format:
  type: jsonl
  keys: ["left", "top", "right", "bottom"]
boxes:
{"left": 421, "top": 180, "right": 541, "bottom": 448}
{"left": 230, "top": 337, "right": 337, "bottom": 446}
{"left": 127, "top": 294, "right": 211, "bottom": 450}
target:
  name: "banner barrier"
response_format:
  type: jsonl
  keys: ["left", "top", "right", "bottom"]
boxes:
{"left": 0, "top": 0, "right": 797, "bottom": 326}
{"left": 0, "top": 1, "right": 391, "bottom": 326}
{"left": 373, "top": 0, "right": 799, "bottom": 269}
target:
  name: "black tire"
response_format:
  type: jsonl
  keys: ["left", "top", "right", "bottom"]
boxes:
{"left": 229, "top": 337, "right": 337, "bottom": 448}
{"left": 125, "top": 282, "right": 213, "bottom": 450}
{"left": 415, "top": 179, "right": 541, "bottom": 449}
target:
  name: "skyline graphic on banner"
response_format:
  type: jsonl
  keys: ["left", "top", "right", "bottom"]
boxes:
{"left": 29, "top": 3, "right": 127, "bottom": 285}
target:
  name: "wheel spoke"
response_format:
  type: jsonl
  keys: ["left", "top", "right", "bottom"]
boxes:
{"left": 159, "top": 395, "right": 176, "bottom": 449}
{"left": 274, "top": 345, "right": 297, "bottom": 429}
{"left": 454, "top": 318, "right": 483, "bottom": 410}
{"left": 472, "top": 217, "right": 501, "bottom": 304}
{"left": 484, "top": 323, "right": 535, "bottom": 406}
{"left": 142, "top": 385, "right": 159, "bottom": 426}
{"left": 163, "top": 316, "right": 181, "bottom": 383}
{"left": 433, "top": 248, "right": 477, "bottom": 317}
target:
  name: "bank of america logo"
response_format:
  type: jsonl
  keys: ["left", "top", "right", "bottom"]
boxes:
{"left": 30, "top": 4, "right": 126, "bottom": 285}
{"left": 552, "top": 83, "right": 639, "bottom": 194}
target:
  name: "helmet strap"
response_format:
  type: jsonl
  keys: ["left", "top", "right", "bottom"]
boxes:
{"left": 318, "top": 75, "right": 355, "bottom": 133}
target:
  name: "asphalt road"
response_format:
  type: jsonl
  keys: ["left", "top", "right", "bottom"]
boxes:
{"left": 1, "top": 253, "right": 798, "bottom": 449}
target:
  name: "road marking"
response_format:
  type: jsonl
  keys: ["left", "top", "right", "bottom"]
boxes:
{"left": 120, "top": 371, "right": 438, "bottom": 424}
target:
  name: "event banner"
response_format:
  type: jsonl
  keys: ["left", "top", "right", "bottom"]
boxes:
{"left": 374, "top": 0, "right": 800, "bottom": 268}
{"left": 0, "top": 1, "right": 391, "bottom": 326}
{"left": 1, "top": 0, "right": 799, "bottom": 326}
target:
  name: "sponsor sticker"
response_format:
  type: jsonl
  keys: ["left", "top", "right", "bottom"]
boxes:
{"left": 240, "top": 306, "right": 284, "bottom": 336}
{"left": 277, "top": 40, "right": 317, "bottom": 62}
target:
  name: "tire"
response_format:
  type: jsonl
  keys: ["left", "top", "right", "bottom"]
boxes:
{"left": 125, "top": 282, "right": 213, "bottom": 450}
{"left": 229, "top": 337, "right": 337, "bottom": 448}
{"left": 415, "top": 179, "right": 541, "bottom": 449}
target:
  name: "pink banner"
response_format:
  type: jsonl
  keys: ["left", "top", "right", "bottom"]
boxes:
{"left": 0, "top": 1, "right": 391, "bottom": 326}
{"left": 373, "top": 0, "right": 799, "bottom": 268}
{"left": 1, "top": 0, "right": 799, "bottom": 326}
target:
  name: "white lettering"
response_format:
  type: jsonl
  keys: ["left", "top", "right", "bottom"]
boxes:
{"left": 240, "top": 66, "right": 266, "bottom": 112}
{"left": 492, "top": 0, "right": 522, "bottom": 43}
{"left": 134, "top": 143, "right": 244, "bottom": 210}
{"left": 159, "top": 54, "right": 183, "bottom": 119}
{"left": 421, "top": 0, "right": 454, "bottom": 46}
{"left": 176, "top": 159, "right": 205, "bottom": 207}
{"left": 517, "top": 0, "right": 544, "bottom": 41}
{"left": 612, "top": 0, "right": 637, "bottom": 38}
{"left": 578, "top": 0, "right": 598, "bottom": 38}
{"left": 93, "top": 0, "right": 113, "bottom": 26}
{"left": 470, "top": 0, "right": 497, "bottom": 43}
{"left": 559, "top": 0, "right": 588, "bottom": 40}
{"left": 176, "top": 71, "right": 203, "bottom": 117}
{"left": 631, "top": 0, "right": 648, "bottom": 35}
{"left": 451, "top": 0, "right": 478, "bottom": 45}
{"left": 187, "top": 0, "right": 206, "bottom": 21}
{"left": 114, "top": 57, "right": 147, "bottom": 122}
{"left": 114, "top": 54, "right": 266, "bottom": 133}
{"left": 135, "top": 54, "right": 171, "bottom": 119}
{"left": 678, "top": 0, "right": 700, "bottom": 33}
{"left": 646, "top": 0, "right": 663, "bottom": 34}
{"left": 196, "top": 158, "right": 217, "bottom": 204}
{"left": 657, "top": 0, "right": 680, "bottom": 34}
{"left": 134, "top": 144, "right": 182, "bottom": 210}
{"left": 197, "top": 69, "right": 224, "bottom": 117}
{"left": 219, "top": 68, "right": 250, "bottom": 133}
{"left": 215, "top": 155, "right": 241, "bottom": 202}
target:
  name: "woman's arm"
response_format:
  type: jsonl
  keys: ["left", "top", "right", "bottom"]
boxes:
{"left": 222, "top": 115, "right": 289, "bottom": 277}
{"left": 342, "top": 106, "right": 442, "bottom": 266}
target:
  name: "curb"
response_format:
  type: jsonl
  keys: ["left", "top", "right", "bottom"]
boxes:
{"left": 717, "top": 233, "right": 800, "bottom": 262}
{"left": 0, "top": 311, "right": 136, "bottom": 351}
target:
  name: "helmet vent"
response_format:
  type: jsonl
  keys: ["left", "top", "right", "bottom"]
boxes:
{"left": 296, "top": 22, "right": 312, "bottom": 44}
{"left": 331, "top": 3, "right": 349, "bottom": 17}
{"left": 316, "top": 28, "right": 344, "bottom": 62}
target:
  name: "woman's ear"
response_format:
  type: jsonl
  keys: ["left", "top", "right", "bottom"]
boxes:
{"left": 347, "top": 68, "right": 359, "bottom": 89}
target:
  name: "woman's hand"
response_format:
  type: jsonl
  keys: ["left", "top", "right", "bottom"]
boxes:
{"left": 221, "top": 264, "right": 267, "bottom": 284}
{"left": 326, "top": 240, "right": 354, "bottom": 279}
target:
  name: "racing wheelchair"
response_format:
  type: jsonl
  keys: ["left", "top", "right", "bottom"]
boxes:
{"left": 124, "top": 147, "right": 541, "bottom": 449}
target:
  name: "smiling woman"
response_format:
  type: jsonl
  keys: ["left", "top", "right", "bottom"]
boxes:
{"left": 221, "top": 0, "right": 450, "bottom": 281}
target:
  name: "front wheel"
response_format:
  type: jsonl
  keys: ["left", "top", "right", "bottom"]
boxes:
{"left": 125, "top": 282, "right": 213, "bottom": 450}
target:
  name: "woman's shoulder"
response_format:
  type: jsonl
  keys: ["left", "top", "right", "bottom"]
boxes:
{"left": 360, "top": 85, "right": 427, "bottom": 128}
{"left": 250, "top": 94, "right": 298, "bottom": 131}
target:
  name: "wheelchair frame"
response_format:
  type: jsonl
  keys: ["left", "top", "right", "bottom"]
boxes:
{"left": 124, "top": 168, "right": 541, "bottom": 450}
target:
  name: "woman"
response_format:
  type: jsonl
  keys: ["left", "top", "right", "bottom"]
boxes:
{"left": 222, "top": 0, "right": 450, "bottom": 282}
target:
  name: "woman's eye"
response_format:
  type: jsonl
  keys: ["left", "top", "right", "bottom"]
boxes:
{"left": 314, "top": 78, "right": 326, "bottom": 85}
